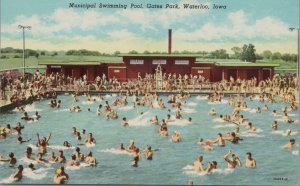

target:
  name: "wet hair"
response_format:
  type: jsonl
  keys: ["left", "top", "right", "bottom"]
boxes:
{"left": 28, "top": 163, "right": 34, "bottom": 169}
{"left": 218, "top": 133, "right": 222, "bottom": 137}
{"left": 18, "top": 136, "right": 22, "bottom": 141}
{"left": 71, "top": 155, "right": 76, "bottom": 160}
{"left": 18, "top": 165, "right": 24, "bottom": 171}
{"left": 212, "top": 161, "right": 217, "bottom": 166}
{"left": 248, "top": 122, "right": 252, "bottom": 126}
{"left": 26, "top": 147, "right": 32, "bottom": 153}
{"left": 290, "top": 139, "right": 295, "bottom": 143}
{"left": 123, "top": 117, "right": 126, "bottom": 121}
{"left": 246, "top": 152, "right": 252, "bottom": 157}
{"left": 76, "top": 147, "right": 80, "bottom": 152}
{"left": 9, "top": 152, "right": 14, "bottom": 158}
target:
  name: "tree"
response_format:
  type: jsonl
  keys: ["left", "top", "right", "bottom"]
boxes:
{"left": 272, "top": 52, "right": 281, "bottom": 60}
{"left": 211, "top": 49, "right": 229, "bottom": 59}
{"left": 281, "top": 53, "right": 291, "bottom": 62}
{"left": 128, "top": 50, "right": 138, "bottom": 54}
{"left": 40, "top": 51, "right": 46, "bottom": 56}
{"left": 262, "top": 50, "right": 272, "bottom": 60}
{"left": 240, "top": 44, "right": 256, "bottom": 62}
{"left": 231, "top": 47, "right": 242, "bottom": 59}
{"left": 113, "top": 51, "right": 121, "bottom": 56}
{"left": 143, "top": 50, "right": 150, "bottom": 54}
{"left": 35, "top": 53, "right": 39, "bottom": 58}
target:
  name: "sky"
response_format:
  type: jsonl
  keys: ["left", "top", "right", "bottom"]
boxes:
{"left": 1, "top": 0, "right": 299, "bottom": 54}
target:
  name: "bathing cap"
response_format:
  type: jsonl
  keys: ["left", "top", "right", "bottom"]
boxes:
{"left": 56, "top": 169, "right": 62, "bottom": 174}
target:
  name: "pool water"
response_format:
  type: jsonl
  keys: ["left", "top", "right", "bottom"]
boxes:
{"left": 0, "top": 94, "right": 299, "bottom": 185}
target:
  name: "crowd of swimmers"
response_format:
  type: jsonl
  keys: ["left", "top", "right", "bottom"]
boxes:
{"left": 0, "top": 71, "right": 298, "bottom": 185}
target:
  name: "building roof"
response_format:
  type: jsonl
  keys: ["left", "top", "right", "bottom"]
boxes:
{"left": 38, "top": 55, "right": 123, "bottom": 65}
{"left": 118, "top": 53, "right": 201, "bottom": 57}
{"left": 215, "top": 62, "right": 280, "bottom": 67}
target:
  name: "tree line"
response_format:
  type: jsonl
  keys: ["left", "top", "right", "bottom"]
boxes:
{"left": 1, "top": 46, "right": 297, "bottom": 63}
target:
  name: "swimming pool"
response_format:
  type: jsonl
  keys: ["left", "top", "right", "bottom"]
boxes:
{"left": 0, "top": 94, "right": 299, "bottom": 185}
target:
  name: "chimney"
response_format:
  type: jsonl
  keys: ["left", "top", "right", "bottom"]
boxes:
{"left": 168, "top": 29, "right": 172, "bottom": 54}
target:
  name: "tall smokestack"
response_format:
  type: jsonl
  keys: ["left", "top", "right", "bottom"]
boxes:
{"left": 168, "top": 29, "right": 172, "bottom": 54}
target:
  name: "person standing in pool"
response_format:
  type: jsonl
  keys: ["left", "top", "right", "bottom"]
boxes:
{"left": 55, "top": 150, "right": 66, "bottom": 164}
{"left": 53, "top": 166, "right": 69, "bottom": 184}
{"left": 283, "top": 139, "right": 296, "bottom": 150}
{"left": 212, "top": 133, "right": 225, "bottom": 147}
{"left": 36, "top": 133, "right": 51, "bottom": 155}
{"left": 193, "top": 156, "right": 205, "bottom": 173}
{"left": 121, "top": 117, "right": 129, "bottom": 127}
{"left": 0, "top": 152, "right": 17, "bottom": 166}
{"left": 245, "top": 152, "right": 256, "bottom": 168}
{"left": 205, "top": 161, "right": 217, "bottom": 174}
{"left": 223, "top": 150, "right": 242, "bottom": 168}
{"left": 13, "top": 165, "right": 24, "bottom": 182}
{"left": 85, "top": 133, "right": 96, "bottom": 144}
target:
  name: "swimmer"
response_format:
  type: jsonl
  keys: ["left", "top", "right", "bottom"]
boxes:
{"left": 121, "top": 117, "right": 129, "bottom": 127}
{"left": 205, "top": 161, "right": 217, "bottom": 174}
{"left": 150, "top": 115, "right": 159, "bottom": 125}
{"left": 212, "top": 133, "right": 225, "bottom": 147}
{"left": 118, "top": 143, "right": 125, "bottom": 151}
{"left": 96, "top": 105, "right": 102, "bottom": 115}
{"left": 13, "top": 122, "right": 25, "bottom": 136}
{"left": 28, "top": 163, "right": 36, "bottom": 171}
{"left": 48, "top": 152, "right": 56, "bottom": 162}
{"left": 25, "top": 147, "right": 33, "bottom": 159}
{"left": 85, "top": 133, "right": 96, "bottom": 144}
{"left": 33, "top": 111, "right": 41, "bottom": 120}
{"left": 175, "top": 111, "right": 183, "bottom": 119}
{"left": 132, "top": 148, "right": 140, "bottom": 167}
{"left": 21, "top": 112, "right": 33, "bottom": 121}
{"left": 271, "top": 121, "right": 278, "bottom": 130}
{"left": 16, "top": 136, "right": 31, "bottom": 144}
{"left": 208, "top": 108, "right": 216, "bottom": 115}
{"left": 0, "top": 152, "right": 17, "bottom": 166}
{"left": 36, "top": 133, "right": 51, "bottom": 155}
{"left": 13, "top": 165, "right": 24, "bottom": 182}
{"left": 282, "top": 113, "right": 294, "bottom": 123}
{"left": 127, "top": 140, "right": 136, "bottom": 152}
{"left": 0, "top": 128, "right": 7, "bottom": 139}
{"left": 53, "top": 166, "right": 69, "bottom": 184}
{"left": 188, "top": 117, "right": 192, "bottom": 122}
{"left": 193, "top": 156, "right": 205, "bottom": 172}
{"left": 74, "top": 147, "right": 84, "bottom": 161}
{"left": 67, "top": 155, "right": 80, "bottom": 167}
{"left": 54, "top": 150, "right": 66, "bottom": 164}
{"left": 283, "top": 139, "right": 296, "bottom": 150}
{"left": 256, "top": 107, "right": 261, "bottom": 113}
{"left": 272, "top": 110, "right": 278, "bottom": 116}
{"left": 228, "top": 132, "right": 243, "bottom": 144}
{"left": 71, "top": 127, "right": 77, "bottom": 135}
{"left": 285, "top": 129, "right": 292, "bottom": 136}
{"left": 187, "top": 180, "right": 194, "bottom": 186}
{"left": 245, "top": 152, "right": 256, "bottom": 168}
{"left": 247, "top": 122, "right": 256, "bottom": 132}
{"left": 63, "top": 141, "right": 72, "bottom": 147}
{"left": 85, "top": 151, "right": 97, "bottom": 166}
{"left": 36, "top": 153, "right": 49, "bottom": 165}
{"left": 142, "top": 146, "right": 159, "bottom": 160}
{"left": 262, "top": 104, "right": 269, "bottom": 110}
{"left": 223, "top": 150, "right": 242, "bottom": 169}
{"left": 172, "top": 131, "right": 182, "bottom": 143}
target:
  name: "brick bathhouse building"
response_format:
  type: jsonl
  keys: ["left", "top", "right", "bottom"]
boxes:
{"left": 40, "top": 29, "right": 279, "bottom": 82}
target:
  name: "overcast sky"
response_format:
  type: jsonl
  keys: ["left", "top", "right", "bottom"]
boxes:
{"left": 1, "top": 0, "right": 299, "bottom": 53}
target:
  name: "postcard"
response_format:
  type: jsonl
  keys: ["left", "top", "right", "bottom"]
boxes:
{"left": 0, "top": 0, "right": 299, "bottom": 185}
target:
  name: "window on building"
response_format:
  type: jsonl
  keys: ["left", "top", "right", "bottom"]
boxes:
{"left": 152, "top": 60, "right": 167, "bottom": 65}
{"left": 130, "top": 59, "right": 144, "bottom": 64}
{"left": 175, "top": 60, "right": 189, "bottom": 65}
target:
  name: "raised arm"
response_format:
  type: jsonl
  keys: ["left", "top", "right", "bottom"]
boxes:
{"left": 46, "top": 133, "right": 52, "bottom": 142}
{"left": 36, "top": 133, "right": 41, "bottom": 144}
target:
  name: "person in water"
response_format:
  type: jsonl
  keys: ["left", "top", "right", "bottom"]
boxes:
{"left": 212, "top": 133, "right": 225, "bottom": 147}
{"left": 36, "top": 133, "right": 51, "bottom": 155}
{"left": 13, "top": 165, "right": 24, "bottom": 182}
{"left": 85, "top": 133, "right": 96, "bottom": 144}
{"left": 0, "top": 152, "right": 17, "bottom": 166}
{"left": 205, "top": 161, "right": 217, "bottom": 174}
{"left": 16, "top": 136, "right": 31, "bottom": 144}
{"left": 245, "top": 152, "right": 256, "bottom": 168}
{"left": 193, "top": 156, "right": 205, "bottom": 173}
{"left": 85, "top": 151, "right": 97, "bottom": 166}
{"left": 132, "top": 148, "right": 140, "bottom": 167}
{"left": 53, "top": 166, "right": 69, "bottom": 184}
{"left": 172, "top": 131, "right": 182, "bottom": 143}
{"left": 118, "top": 143, "right": 125, "bottom": 150}
{"left": 223, "top": 150, "right": 242, "bottom": 169}
{"left": 283, "top": 139, "right": 296, "bottom": 150}
{"left": 121, "top": 117, "right": 129, "bottom": 127}
{"left": 67, "top": 155, "right": 80, "bottom": 167}
{"left": 54, "top": 150, "right": 66, "bottom": 164}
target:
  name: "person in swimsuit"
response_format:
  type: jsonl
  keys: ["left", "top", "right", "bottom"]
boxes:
{"left": 223, "top": 150, "right": 242, "bottom": 168}
{"left": 245, "top": 152, "right": 256, "bottom": 168}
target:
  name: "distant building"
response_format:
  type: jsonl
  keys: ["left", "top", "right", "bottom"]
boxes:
{"left": 41, "top": 29, "right": 279, "bottom": 82}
